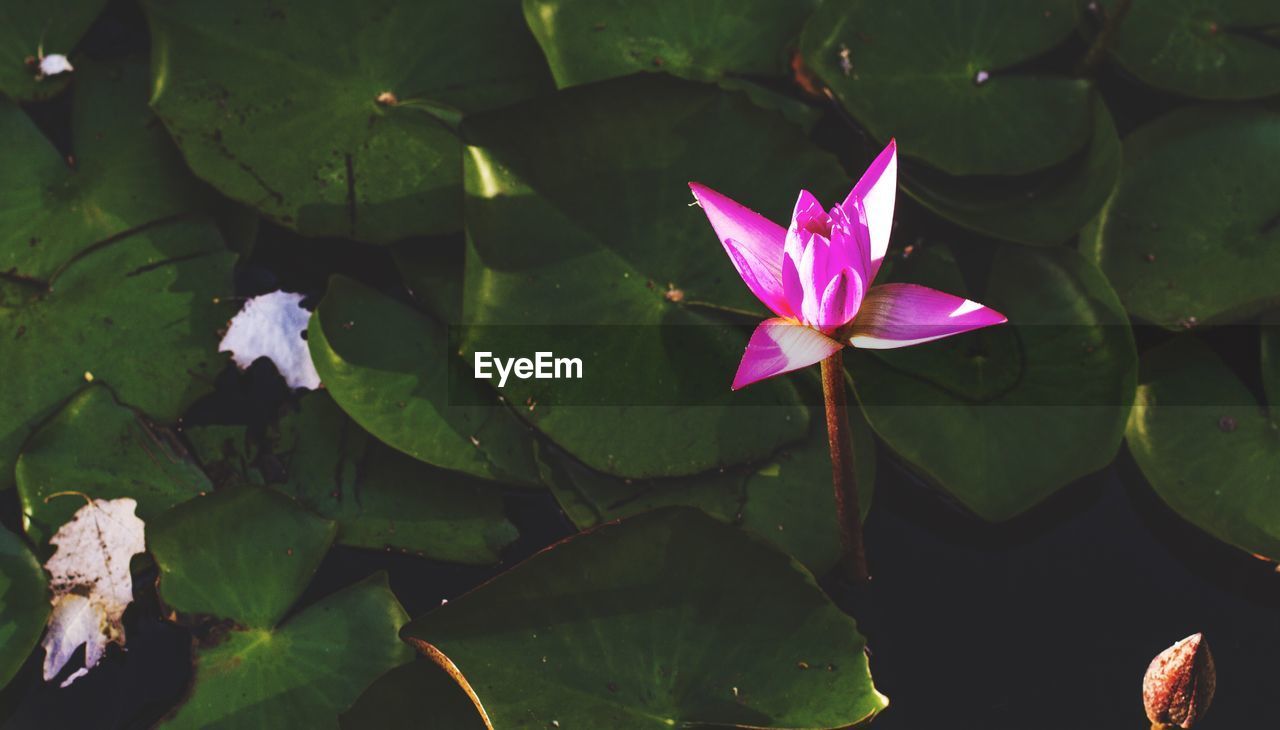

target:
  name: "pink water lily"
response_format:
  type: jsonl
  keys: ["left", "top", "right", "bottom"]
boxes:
{"left": 690, "top": 140, "right": 1007, "bottom": 390}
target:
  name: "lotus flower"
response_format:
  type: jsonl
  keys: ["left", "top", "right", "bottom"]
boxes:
{"left": 690, "top": 140, "right": 1007, "bottom": 390}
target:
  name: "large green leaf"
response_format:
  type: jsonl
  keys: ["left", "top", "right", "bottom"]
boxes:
{"left": 850, "top": 245, "right": 1137, "bottom": 521}
{"left": 1127, "top": 336, "right": 1280, "bottom": 561}
{"left": 903, "top": 97, "right": 1121, "bottom": 246}
{"left": 801, "top": 0, "right": 1092, "bottom": 176}
{"left": 0, "top": 66, "right": 234, "bottom": 487}
{"left": 1100, "top": 0, "right": 1280, "bottom": 100}
{"left": 0, "top": 0, "right": 108, "bottom": 101}
{"left": 16, "top": 385, "right": 210, "bottom": 545}
{"left": 0, "top": 525, "right": 48, "bottom": 690}
{"left": 403, "top": 508, "right": 887, "bottom": 729}
{"left": 460, "top": 74, "right": 835, "bottom": 478}
{"left": 340, "top": 660, "right": 488, "bottom": 730}
{"left": 151, "top": 487, "right": 413, "bottom": 728}
{"left": 144, "top": 0, "right": 550, "bottom": 242}
{"left": 1085, "top": 107, "right": 1280, "bottom": 329}
{"left": 309, "top": 276, "right": 542, "bottom": 485}
{"left": 543, "top": 402, "right": 874, "bottom": 575}
{"left": 187, "top": 392, "right": 518, "bottom": 563}
{"left": 523, "top": 0, "right": 816, "bottom": 87}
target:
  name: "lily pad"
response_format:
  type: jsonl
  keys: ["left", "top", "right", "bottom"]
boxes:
{"left": 150, "top": 486, "right": 413, "bottom": 728}
{"left": 16, "top": 385, "right": 210, "bottom": 546}
{"left": 903, "top": 97, "right": 1121, "bottom": 246}
{"left": 340, "top": 660, "right": 488, "bottom": 730}
{"left": 543, "top": 402, "right": 874, "bottom": 574}
{"left": 1126, "top": 336, "right": 1280, "bottom": 561}
{"left": 143, "top": 0, "right": 551, "bottom": 242}
{"left": 402, "top": 508, "right": 887, "bottom": 729}
{"left": 523, "top": 0, "right": 816, "bottom": 87}
{"left": 0, "top": 69, "right": 234, "bottom": 488}
{"left": 309, "top": 275, "right": 542, "bottom": 484}
{"left": 0, "top": 0, "right": 107, "bottom": 101}
{"left": 0, "top": 524, "right": 48, "bottom": 690}
{"left": 1085, "top": 107, "right": 1280, "bottom": 329}
{"left": 849, "top": 244, "right": 1137, "bottom": 521}
{"left": 801, "top": 0, "right": 1092, "bottom": 176}
{"left": 1099, "top": 0, "right": 1280, "bottom": 100}
{"left": 460, "top": 74, "right": 836, "bottom": 478}
{"left": 188, "top": 392, "right": 518, "bottom": 563}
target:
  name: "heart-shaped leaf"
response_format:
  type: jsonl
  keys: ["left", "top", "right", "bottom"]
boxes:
{"left": 1098, "top": 0, "right": 1280, "bottom": 100}
{"left": 460, "top": 74, "right": 842, "bottom": 478}
{"left": 0, "top": 524, "right": 48, "bottom": 690}
{"left": 0, "top": 0, "right": 107, "bottom": 101}
{"left": 150, "top": 487, "right": 413, "bottom": 728}
{"left": 187, "top": 392, "right": 518, "bottom": 563}
{"left": 143, "top": 0, "right": 551, "bottom": 242}
{"left": 402, "top": 507, "right": 887, "bottom": 729}
{"left": 850, "top": 244, "right": 1137, "bottom": 521}
{"left": 523, "top": 0, "right": 816, "bottom": 87}
{"left": 16, "top": 385, "right": 210, "bottom": 545}
{"left": 543, "top": 401, "right": 874, "bottom": 575}
{"left": 801, "top": 0, "right": 1091, "bottom": 176}
{"left": 1085, "top": 106, "right": 1280, "bottom": 329}
{"left": 0, "top": 62, "right": 234, "bottom": 485}
{"left": 308, "top": 275, "right": 542, "bottom": 484}
{"left": 903, "top": 97, "right": 1121, "bottom": 246}
{"left": 1126, "top": 335, "right": 1280, "bottom": 561}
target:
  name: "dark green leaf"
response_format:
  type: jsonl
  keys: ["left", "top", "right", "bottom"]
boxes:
{"left": 340, "top": 659, "right": 487, "bottom": 730}
{"left": 309, "top": 276, "right": 542, "bottom": 484}
{"left": 403, "top": 508, "right": 886, "bottom": 729}
{"left": 144, "top": 0, "right": 551, "bottom": 242}
{"left": 1085, "top": 107, "right": 1280, "bottom": 329}
{"left": 523, "top": 0, "right": 816, "bottom": 87}
{"left": 801, "top": 0, "right": 1091, "bottom": 176}
{"left": 850, "top": 245, "right": 1136, "bottom": 521}
{"left": 16, "top": 385, "right": 211, "bottom": 545}
{"left": 0, "top": 525, "right": 48, "bottom": 690}
{"left": 1127, "top": 336, "right": 1280, "bottom": 561}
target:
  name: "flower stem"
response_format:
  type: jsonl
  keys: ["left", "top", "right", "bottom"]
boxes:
{"left": 820, "top": 351, "right": 869, "bottom": 583}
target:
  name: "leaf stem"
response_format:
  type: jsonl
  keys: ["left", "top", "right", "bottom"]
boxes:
{"left": 820, "top": 352, "right": 869, "bottom": 583}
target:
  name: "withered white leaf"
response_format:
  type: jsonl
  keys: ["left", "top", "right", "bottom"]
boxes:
{"left": 219, "top": 290, "right": 322, "bottom": 390}
{"left": 41, "top": 498, "right": 146, "bottom": 687}
{"left": 37, "top": 54, "right": 74, "bottom": 79}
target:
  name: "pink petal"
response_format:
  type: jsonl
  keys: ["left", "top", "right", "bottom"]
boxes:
{"left": 724, "top": 238, "right": 793, "bottom": 318}
{"left": 845, "top": 283, "right": 1007, "bottom": 349}
{"left": 841, "top": 140, "right": 897, "bottom": 284}
{"left": 733, "top": 318, "right": 843, "bottom": 390}
{"left": 816, "top": 267, "right": 864, "bottom": 332}
{"left": 827, "top": 203, "right": 873, "bottom": 287}
{"left": 689, "top": 183, "right": 790, "bottom": 316}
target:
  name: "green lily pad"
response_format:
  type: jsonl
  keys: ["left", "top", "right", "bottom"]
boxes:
{"left": 402, "top": 508, "right": 887, "bottom": 729}
{"left": 849, "top": 245, "right": 1137, "bottom": 521}
{"left": 1100, "top": 0, "right": 1280, "bottom": 100}
{"left": 903, "top": 97, "right": 1121, "bottom": 246}
{"left": 309, "top": 275, "right": 541, "bottom": 485}
{"left": 801, "top": 0, "right": 1092, "bottom": 176}
{"left": 1126, "top": 336, "right": 1280, "bottom": 561}
{"left": 0, "top": 66, "right": 234, "bottom": 486}
{"left": 543, "top": 401, "right": 874, "bottom": 575}
{"left": 188, "top": 392, "right": 518, "bottom": 563}
{"left": 143, "top": 0, "right": 551, "bottom": 242}
{"left": 0, "top": 0, "right": 108, "bottom": 101}
{"left": 0, "top": 524, "right": 48, "bottom": 690}
{"left": 16, "top": 385, "right": 211, "bottom": 545}
{"left": 1085, "top": 107, "right": 1280, "bottom": 329}
{"left": 460, "top": 74, "right": 836, "bottom": 478}
{"left": 391, "top": 235, "right": 465, "bottom": 324}
{"left": 151, "top": 487, "right": 413, "bottom": 728}
{"left": 523, "top": 0, "right": 816, "bottom": 87}
{"left": 340, "top": 660, "right": 488, "bottom": 730}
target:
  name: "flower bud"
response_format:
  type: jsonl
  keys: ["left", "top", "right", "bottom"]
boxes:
{"left": 1143, "top": 633, "right": 1215, "bottom": 728}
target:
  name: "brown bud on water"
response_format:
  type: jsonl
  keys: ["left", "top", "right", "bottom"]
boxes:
{"left": 1143, "top": 633, "right": 1215, "bottom": 728}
